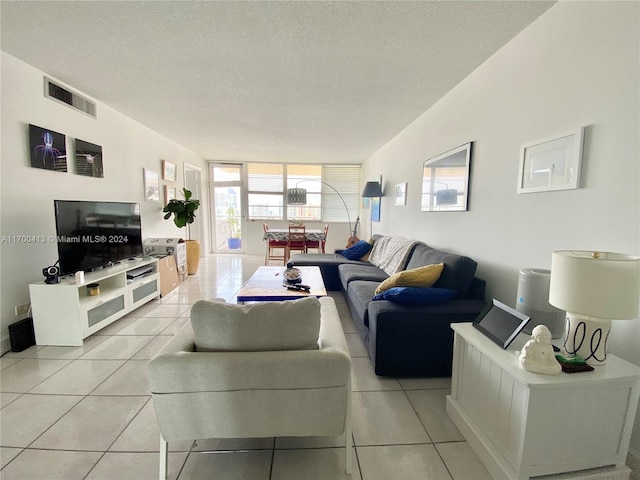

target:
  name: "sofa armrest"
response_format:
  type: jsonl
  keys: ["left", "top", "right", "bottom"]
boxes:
{"left": 467, "top": 277, "right": 486, "bottom": 301}
{"left": 318, "top": 297, "right": 350, "bottom": 356}
{"left": 365, "top": 298, "right": 487, "bottom": 376}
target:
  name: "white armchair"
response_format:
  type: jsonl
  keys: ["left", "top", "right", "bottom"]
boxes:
{"left": 148, "top": 296, "right": 352, "bottom": 479}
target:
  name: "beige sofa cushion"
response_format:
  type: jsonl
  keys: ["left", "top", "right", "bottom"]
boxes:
{"left": 191, "top": 297, "right": 321, "bottom": 352}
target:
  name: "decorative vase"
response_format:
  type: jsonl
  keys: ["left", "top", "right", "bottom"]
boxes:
{"left": 185, "top": 239, "right": 201, "bottom": 275}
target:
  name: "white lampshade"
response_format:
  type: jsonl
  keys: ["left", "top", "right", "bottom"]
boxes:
{"left": 549, "top": 250, "right": 640, "bottom": 320}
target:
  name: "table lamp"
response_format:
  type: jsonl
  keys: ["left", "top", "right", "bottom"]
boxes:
{"left": 549, "top": 250, "right": 640, "bottom": 366}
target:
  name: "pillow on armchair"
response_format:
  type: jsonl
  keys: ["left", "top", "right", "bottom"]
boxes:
{"left": 191, "top": 297, "right": 321, "bottom": 352}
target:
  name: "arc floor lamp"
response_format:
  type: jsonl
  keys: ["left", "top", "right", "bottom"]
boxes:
{"left": 286, "top": 181, "right": 352, "bottom": 236}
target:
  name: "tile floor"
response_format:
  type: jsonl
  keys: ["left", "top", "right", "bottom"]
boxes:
{"left": 0, "top": 254, "right": 493, "bottom": 479}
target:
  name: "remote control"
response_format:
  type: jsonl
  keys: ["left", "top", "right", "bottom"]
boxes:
{"left": 283, "top": 283, "right": 311, "bottom": 292}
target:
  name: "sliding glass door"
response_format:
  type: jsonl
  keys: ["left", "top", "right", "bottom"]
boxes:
{"left": 209, "top": 163, "right": 245, "bottom": 253}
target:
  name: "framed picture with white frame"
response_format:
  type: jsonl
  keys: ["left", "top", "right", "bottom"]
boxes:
{"left": 394, "top": 183, "right": 407, "bottom": 206}
{"left": 517, "top": 127, "right": 584, "bottom": 193}
{"left": 143, "top": 168, "right": 160, "bottom": 202}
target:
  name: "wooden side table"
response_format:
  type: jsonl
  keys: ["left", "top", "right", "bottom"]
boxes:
{"left": 446, "top": 322, "right": 640, "bottom": 480}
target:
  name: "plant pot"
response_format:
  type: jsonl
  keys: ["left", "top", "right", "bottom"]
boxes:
{"left": 227, "top": 238, "right": 241, "bottom": 250}
{"left": 185, "top": 239, "right": 201, "bottom": 274}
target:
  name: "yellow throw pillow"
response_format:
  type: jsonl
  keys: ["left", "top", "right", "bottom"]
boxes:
{"left": 375, "top": 263, "right": 444, "bottom": 294}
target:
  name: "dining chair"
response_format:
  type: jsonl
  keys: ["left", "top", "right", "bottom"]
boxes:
{"left": 306, "top": 224, "right": 329, "bottom": 254}
{"left": 286, "top": 224, "right": 306, "bottom": 262}
{"left": 263, "top": 223, "right": 286, "bottom": 265}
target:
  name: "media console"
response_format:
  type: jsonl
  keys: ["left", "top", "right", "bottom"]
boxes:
{"left": 29, "top": 257, "right": 159, "bottom": 346}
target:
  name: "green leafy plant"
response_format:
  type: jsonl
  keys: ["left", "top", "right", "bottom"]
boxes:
{"left": 226, "top": 206, "right": 241, "bottom": 238}
{"left": 163, "top": 188, "right": 200, "bottom": 229}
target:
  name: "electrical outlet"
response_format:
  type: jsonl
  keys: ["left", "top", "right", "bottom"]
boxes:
{"left": 14, "top": 302, "right": 30, "bottom": 317}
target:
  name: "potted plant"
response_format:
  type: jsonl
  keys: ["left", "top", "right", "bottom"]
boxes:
{"left": 226, "top": 206, "right": 241, "bottom": 250}
{"left": 163, "top": 188, "right": 201, "bottom": 274}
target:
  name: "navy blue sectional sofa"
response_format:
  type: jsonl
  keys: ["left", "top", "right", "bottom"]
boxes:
{"left": 290, "top": 236, "right": 487, "bottom": 377}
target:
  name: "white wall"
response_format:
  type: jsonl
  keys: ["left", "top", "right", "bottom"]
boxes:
{"left": 0, "top": 53, "right": 206, "bottom": 352}
{"left": 362, "top": 0, "right": 640, "bottom": 456}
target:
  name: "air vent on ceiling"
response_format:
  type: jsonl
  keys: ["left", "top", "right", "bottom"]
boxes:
{"left": 44, "top": 77, "right": 96, "bottom": 118}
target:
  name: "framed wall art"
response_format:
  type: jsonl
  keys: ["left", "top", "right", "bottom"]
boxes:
{"left": 164, "top": 185, "right": 177, "bottom": 205}
{"left": 29, "top": 124, "right": 67, "bottom": 172}
{"left": 162, "top": 160, "right": 176, "bottom": 182}
{"left": 75, "top": 139, "right": 103, "bottom": 178}
{"left": 394, "top": 183, "right": 407, "bottom": 206}
{"left": 369, "top": 174, "right": 382, "bottom": 222}
{"left": 371, "top": 197, "right": 381, "bottom": 222}
{"left": 143, "top": 168, "right": 160, "bottom": 202}
{"left": 517, "top": 127, "right": 584, "bottom": 193}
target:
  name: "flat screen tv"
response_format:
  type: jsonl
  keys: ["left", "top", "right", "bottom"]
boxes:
{"left": 54, "top": 200, "right": 144, "bottom": 276}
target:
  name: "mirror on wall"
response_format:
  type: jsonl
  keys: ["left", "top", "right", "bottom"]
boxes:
{"left": 421, "top": 142, "right": 472, "bottom": 212}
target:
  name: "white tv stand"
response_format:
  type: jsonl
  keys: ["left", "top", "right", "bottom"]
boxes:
{"left": 447, "top": 323, "right": 640, "bottom": 480}
{"left": 29, "top": 257, "right": 160, "bottom": 346}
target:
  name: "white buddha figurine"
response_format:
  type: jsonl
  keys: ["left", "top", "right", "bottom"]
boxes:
{"left": 519, "top": 324, "right": 561, "bottom": 375}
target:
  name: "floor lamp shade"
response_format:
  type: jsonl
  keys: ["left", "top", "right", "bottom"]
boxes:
{"left": 549, "top": 250, "right": 640, "bottom": 365}
{"left": 361, "top": 181, "right": 383, "bottom": 198}
{"left": 286, "top": 188, "right": 307, "bottom": 205}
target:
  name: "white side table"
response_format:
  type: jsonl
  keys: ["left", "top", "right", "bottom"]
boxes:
{"left": 446, "top": 323, "right": 640, "bottom": 480}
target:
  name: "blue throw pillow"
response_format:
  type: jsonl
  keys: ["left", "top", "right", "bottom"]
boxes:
{"left": 371, "top": 287, "right": 456, "bottom": 305}
{"left": 341, "top": 240, "right": 373, "bottom": 260}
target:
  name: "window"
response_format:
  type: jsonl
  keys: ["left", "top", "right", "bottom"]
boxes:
{"left": 247, "top": 163, "right": 360, "bottom": 224}
{"left": 247, "top": 164, "right": 283, "bottom": 220}
{"left": 323, "top": 165, "right": 361, "bottom": 226}
{"left": 287, "top": 165, "right": 322, "bottom": 221}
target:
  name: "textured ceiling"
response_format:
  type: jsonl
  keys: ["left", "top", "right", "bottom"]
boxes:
{"left": 1, "top": 1, "right": 554, "bottom": 163}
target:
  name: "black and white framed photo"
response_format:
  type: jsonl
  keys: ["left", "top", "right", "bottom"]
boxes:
{"left": 517, "top": 127, "right": 584, "bottom": 193}
{"left": 75, "top": 139, "right": 103, "bottom": 178}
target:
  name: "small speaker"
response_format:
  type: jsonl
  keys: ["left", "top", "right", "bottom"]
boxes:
{"left": 43, "top": 265, "right": 59, "bottom": 284}
{"left": 9, "top": 317, "right": 36, "bottom": 352}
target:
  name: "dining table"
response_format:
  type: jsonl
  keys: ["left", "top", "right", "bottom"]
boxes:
{"left": 262, "top": 228, "right": 325, "bottom": 243}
